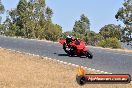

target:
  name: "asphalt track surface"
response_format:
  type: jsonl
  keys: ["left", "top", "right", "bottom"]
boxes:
{"left": 0, "top": 36, "right": 132, "bottom": 75}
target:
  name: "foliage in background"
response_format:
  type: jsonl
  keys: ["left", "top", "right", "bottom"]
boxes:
{"left": 0, "top": 0, "right": 62, "bottom": 41}
{"left": 115, "top": 0, "right": 132, "bottom": 42}
{"left": 72, "top": 14, "right": 92, "bottom": 45}
{"left": 73, "top": 14, "right": 90, "bottom": 34}
{"left": 0, "top": 0, "right": 5, "bottom": 23}
{"left": 99, "top": 24, "right": 122, "bottom": 40}
{"left": 0, "top": 0, "right": 131, "bottom": 49}
{"left": 98, "top": 38, "right": 121, "bottom": 49}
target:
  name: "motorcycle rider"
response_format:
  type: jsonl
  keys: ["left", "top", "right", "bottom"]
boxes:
{"left": 66, "top": 35, "right": 73, "bottom": 45}
{"left": 59, "top": 35, "right": 93, "bottom": 58}
{"left": 66, "top": 35, "right": 80, "bottom": 45}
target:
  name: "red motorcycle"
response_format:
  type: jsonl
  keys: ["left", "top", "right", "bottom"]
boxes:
{"left": 58, "top": 38, "right": 93, "bottom": 59}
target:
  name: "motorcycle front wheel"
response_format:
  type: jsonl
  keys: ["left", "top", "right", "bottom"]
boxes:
{"left": 86, "top": 50, "right": 93, "bottom": 59}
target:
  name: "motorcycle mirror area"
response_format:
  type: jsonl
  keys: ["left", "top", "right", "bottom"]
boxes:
{"left": 76, "top": 66, "right": 131, "bottom": 85}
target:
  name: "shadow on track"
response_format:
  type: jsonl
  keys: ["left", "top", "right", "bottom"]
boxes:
{"left": 53, "top": 53, "right": 69, "bottom": 56}
{"left": 58, "top": 53, "right": 80, "bottom": 58}
{"left": 58, "top": 54, "right": 69, "bottom": 56}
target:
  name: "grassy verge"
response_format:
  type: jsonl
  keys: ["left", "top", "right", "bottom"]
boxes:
{"left": 0, "top": 48, "right": 131, "bottom": 88}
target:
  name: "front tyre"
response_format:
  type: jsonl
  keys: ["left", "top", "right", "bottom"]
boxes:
{"left": 86, "top": 50, "right": 93, "bottom": 59}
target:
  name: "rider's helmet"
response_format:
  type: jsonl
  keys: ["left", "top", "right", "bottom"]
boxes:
{"left": 66, "top": 35, "right": 72, "bottom": 39}
{"left": 66, "top": 35, "right": 73, "bottom": 44}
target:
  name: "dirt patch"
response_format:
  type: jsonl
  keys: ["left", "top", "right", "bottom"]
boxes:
{"left": 0, "top": 48, "right": 131, "bottom": 88}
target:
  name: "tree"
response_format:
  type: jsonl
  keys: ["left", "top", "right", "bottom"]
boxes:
{"left": 45, "top": 23, "right": 62, "bottom": 41}
{"left": 72, "top": 14, "right": 91, "bottom": 45}
{"left": 1, "top": 0, "right": 62, "bottom": 41}
{"left": 17, "top": 0, "right": 27, "bottom": 15}
{"left": 115, "top": 0, "right": 132, "bottom": 26}
{"left": 98, "top": 38, "right": 121, "bottom": 49}
{"left": 99, "top": 24, "right": 122, "bottom": 40}
{"left": 87, "top": 31, "right": 96, "bottom": 45}
{"left": 73, "top": 14, "right": 90, "bottom": 34}
{"left": 16, "top": 0, "right": 28, "bottom": 37}
{"left": 80, "top": 14, "right": 90, "bottom": 30}
{"left": 45, "top": 7, "right": 53, "bottom": 20}
{"left": 115, "top": 0, "right": 132, "bottom": 41}
{"left": 0, "top": 23, "right": 4, "bottom": 34}
{"left": 0, "top": 0, "right": 4, "bottom": 14}
{"left": 0, "top": 0, "right": 5, "bottom": 23}
{"left": 3, "top": 17, "right": 18, "bottom": 36}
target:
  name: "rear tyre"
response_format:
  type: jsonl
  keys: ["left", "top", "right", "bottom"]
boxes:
{"left": 86, "top": 50, "right": 93, "bottom": 59}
